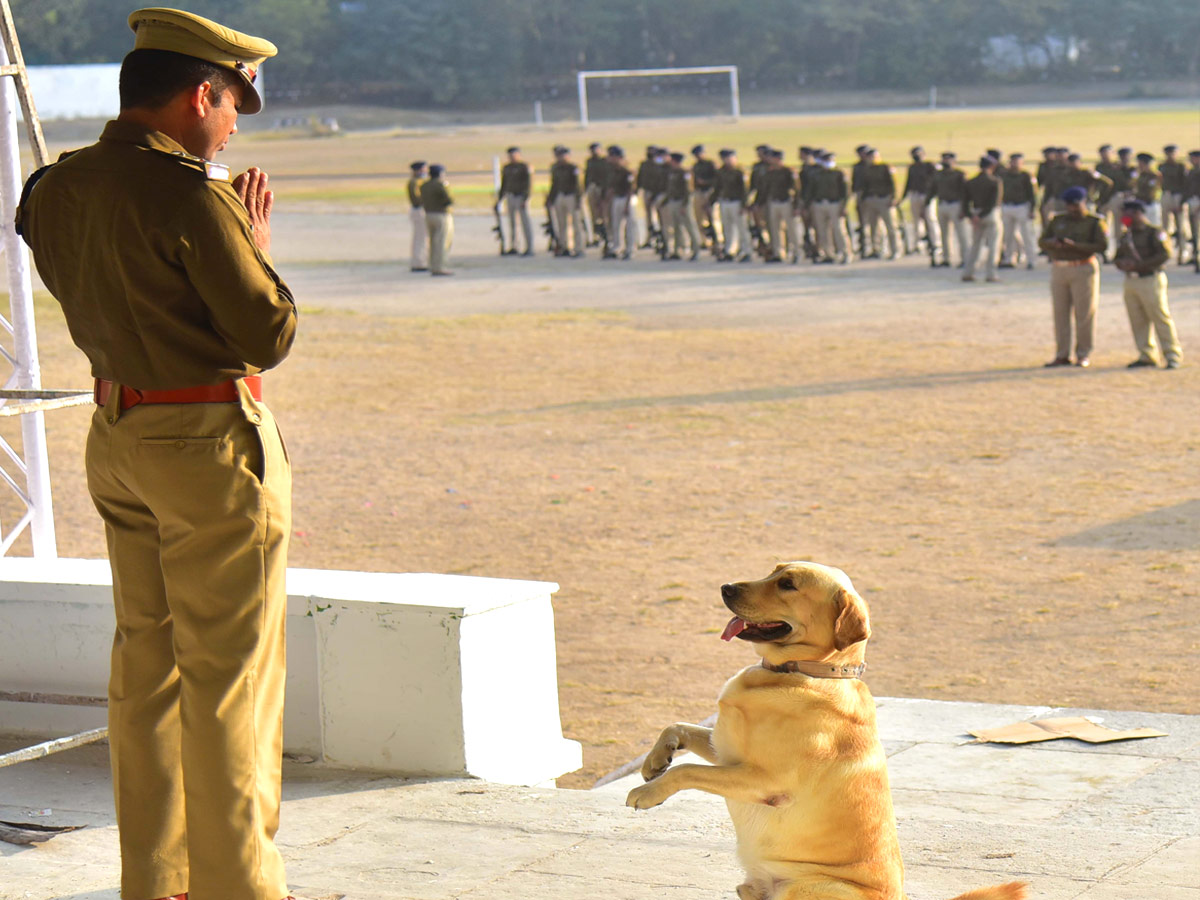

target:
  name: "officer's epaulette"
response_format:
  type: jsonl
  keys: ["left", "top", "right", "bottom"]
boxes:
{"left": 15, "top": 150, "right": 78, "bottom": 237}
{"left": 151, "top": 147, "right": 231, "bottom": 182}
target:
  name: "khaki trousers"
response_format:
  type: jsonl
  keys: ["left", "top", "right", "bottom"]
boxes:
{"left": 409, "top": 207, "right": 427, "bottom": 269}
{"left": 1123, "top": 271, "right": 1182, "bottom": 365}
{"left": 1189, "top": 196, "right": 1200, "bottom": 261}
{"left": 1050, "top": 259, "right": 1100, "bottom": 361}
{"left": 812, "top": 201, "right": 849, "bottom": 259}
{"left": 1001, "top": 202, "right": 1036, "bottom": 265}
{"left": 860, "top": 195, "right": 898, "bottom": 256}
{"left": 1162, "top": 192, "right": 1188, "bottom": 248}
{"left": 502, "top": 193, "right": 533, "bottom": 253}
{"left": 693, "top": 193, "right": 718, "bottom": 246}
{"left": 426, "top": 211, "right": 453, "bottom": 274}
{"left": 1100, "top": 195, "right": 1127, "bottom": 256}
{"left": 551, "top": 194, "right": 584, "bottom": 253}
{"left": 767, "top": 200, "right": 799, "bottom": 260}
{"left": 936, "top": 201, "right": 967, "bottom": 265}
{"left": 586, "top": 183, "right": 606, "bottom": 240}
{"left": 664, "top": 198, "right": 701, "bottom": 255}
{"left": 87, "top": 383, "right": 291, "bottom": 900}
{"left": 610, "top": 195, "right": 638, "bottom": 255}
{"left": 963, "top": 209, "right": 1000, "bottom": 279}
{"left": 909, "top": 194, "right": 938, "bottom": 252}
{"left": 718, "top": 199, "right": 752, "bottom": 258}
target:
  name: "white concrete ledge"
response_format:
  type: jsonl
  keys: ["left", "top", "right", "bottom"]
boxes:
{"left": 0, "top": 558, "right": 581, "bottom": 786}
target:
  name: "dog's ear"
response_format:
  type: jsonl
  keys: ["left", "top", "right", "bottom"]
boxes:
{"left": 833, "top": 588, "right": 871, "bottom": 650}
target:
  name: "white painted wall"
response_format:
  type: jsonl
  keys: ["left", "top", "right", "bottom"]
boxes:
{"left": 0, "top": 559, "right": 582, "bottom": 786}
{"left": 26, "top": 65, "right": 121, "bottom": 121}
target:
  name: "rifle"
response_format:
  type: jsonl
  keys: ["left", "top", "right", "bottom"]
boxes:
{"left": 895, "top": 201, "right": 915, "bottom": 255}
{"left": 748, "top": 218, "right": 766, "bottom": 259}
{"left": 1192, "top": 215, "right": 1199, "bottom": 274}
{"left": 492, "top": 200, "right": 506, "bottom": 255}
{"left": 543, "top": 197, "right": 561, "bottom": 255}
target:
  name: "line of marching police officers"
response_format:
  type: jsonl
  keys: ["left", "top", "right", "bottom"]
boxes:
{"left": 483, "top": 142, "right": 1200, "bottom": 278}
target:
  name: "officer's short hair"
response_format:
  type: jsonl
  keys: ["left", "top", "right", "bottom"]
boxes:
{"left": 410, "top": 161, "right": 426, "bottom": 171}
{"left": 1118, "top": 146, "right": 1132, "bottom": 155}
{"left": 986, "top": 148, "right": 1001, "bottom": 160}
{"left": 1190, "top": 150, "right": 1200, "bottom": 158}
{"left": 942, "top": 151, "right": 956, "bottom": 159}
{"left": 588, "top": 142, "right": 601, "bottom": 151}
{"left": 1137, "top": 152, "right": 1154, "bottom": 162}
{"left": 1042, "top": 146, "right": 1055, "bottom": 155}
{"left": 506, "top": 146, "right": 520, "bottom": 155}
{"left": 429, "top": 164, "right": 444, "bottom": 177}
{"left": 118, "top": 48, "right": 238, "bottom": 111}
{"left": 608, "top": 145, "right": 623, "bottom": 157}
{"left": 691, "top": 144, "right": 704, "bottom": 155}
{"left": 755, "top": 144, "right": 768, "bottom": 152}
{"left": 1098, "top": 144, "right": 1112, "bottom": 153}
{"left": 669, "top": 152, "right": 684, "bottom": 163}
{"left": 855, "top": 144, "right": 868, "bottom": 154}
{"left": 718, "top": 148, "right": 735, "bottom": 159}
{"left": 554, "top": 145, "right": 568, "bottom": 156}
{"left": 1164, "top": 144, "right": 1178, "bottom": 153}
{"left": 1123, "top": 198, "right": 1146, "bottom": 212}
{"left": 1010, "top": 152, "right": 1024, "bottom": 161}
{"left": 910, "top": 145, "right": 923, "bottom": 155}
{"left": 799, "top": 145, "right": 813, "bottom": 154}
{"left": 979, "top": 155, "right": 995, "bottom": 169}
{"left": 1067, "top": 153, "right": 1081, "bottom": 162}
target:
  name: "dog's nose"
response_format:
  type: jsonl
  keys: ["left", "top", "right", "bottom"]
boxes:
{"left": 720, "top": 583, "right": 738, "bottom": 601}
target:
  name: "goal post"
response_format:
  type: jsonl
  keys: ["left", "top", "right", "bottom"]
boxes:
{"left": 577, "top": 66, "right": 740, "bottom": 127}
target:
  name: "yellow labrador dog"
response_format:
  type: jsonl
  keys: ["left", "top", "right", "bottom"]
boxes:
{"left": 626, "top": 561, "right": 1027, "bottom": 900}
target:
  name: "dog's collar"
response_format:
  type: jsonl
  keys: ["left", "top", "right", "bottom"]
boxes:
{"left": 762, "top": 659, "right": 866, "bottom": 679}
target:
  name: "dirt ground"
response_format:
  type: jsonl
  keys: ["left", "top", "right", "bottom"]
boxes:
{"left": 11, "top": 105, "right": 1200, "bottom": 788}
{"left": 12, "top": 208, "right": 1198, "bottom": 790}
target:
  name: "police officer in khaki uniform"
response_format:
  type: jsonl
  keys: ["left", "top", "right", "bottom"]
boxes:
{"left": 809, "top": 150, "right": 851, "bottom": 264}
{"left": 420, "top": 164, "right": 453, "bottom": 275}
{"left": 605, "top": 145, "right": 637, "bottom": 259}
{"left": 859, "top": 149, "right": 899, "bottom": 259}
{"left": 17, "top": 9, "right": 295, "bottom": 900}
{"left": 499, "top": 146, "right": 534, "bottom": 256}
{"left": 713, "top": 149, "right": 752, "bottom": 262}
{"left": 407, "top": 160, "right": 428, "bottom": 272}
{"left": 547, "top": 146, "right": 584, "bottom": 257}
{"left": 690, "top": 144, "right": 719, "bottom": 249}
{"left": 662, "top": 152, "right": 701, "bottom": 260}
{"left": 762, "top": 149, "right": 799, "bottom": 263}
{"left": 932, "top": 151, "right": 968, "bottom": 267}
{"left": 1114, "top": 199, "right": 1183, "bottom": 368}
{"left": 1159, "top": 145, "right": 1189, "bottom": 262}
{"left": 1039, "top": 185, "right": 1108, "bottom": 367}
{"left": 1096, "top": 144, "right": 1131, "bottom": 258}
{"left": 583, "top": 142, "right": 609, "bottom": 247}
{"left": 962, "top": 155, "right": 1003, "bottom": 282}
{"left": 1133, "top": 152, "right": 1162, "bottom": 225}
{"left": 999, "top": 153, "right": 1037, "bottom": 269}
{"left": 902, "top": 146, "right": 938, "bottom": 256}
{"left": 1186, "top": 150, "right": 1200, "bottom": 265}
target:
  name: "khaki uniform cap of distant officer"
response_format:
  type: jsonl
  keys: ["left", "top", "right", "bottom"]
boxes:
{"left": 128, "top": 7, "right": 277, "bottom": 114}
{"left": 18, "top": 9, "right": 295, "bottom": 900}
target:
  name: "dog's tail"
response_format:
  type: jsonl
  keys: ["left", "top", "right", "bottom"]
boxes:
{"left": 945, "top": 883, "right": 1028, "bottom": 900}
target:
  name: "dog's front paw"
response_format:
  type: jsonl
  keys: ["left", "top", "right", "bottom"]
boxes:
{"left": 641, "top": 729, "right": 681, "bottom": 781}
{"left": 625, "top": 779, "right": 671, "bottom": 810}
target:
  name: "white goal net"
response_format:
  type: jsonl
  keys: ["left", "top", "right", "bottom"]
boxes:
{"left": 576, "top": 66, "right": 740, "bottom": 126}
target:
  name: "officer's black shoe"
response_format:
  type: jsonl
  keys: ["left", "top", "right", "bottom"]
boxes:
{"left": 1126, "top": 358, "right": 1157, "bottom": 368}
{"left": 689, "top": 251, "right": 699, "bottom": 261}
{"left": 1044, "top": 358, "right": 1072, "bottom": 367}
{"left": 602, "top": 252, "right": 618, "bottom": 260}
{"left": 998, "top": 262, "right": 1015, "bottom": 269}
{"left": 411, "top": 267, "right": 429, "bottom": 273}
{"left": 521, "top": 250, "right": 533, "bottom": 257}
{"left": 668, "top": 253, "right": 682, "bottom": 260}
{"left": 1074, "top": 357, "right": 1091, "bottom": 368}
{"left": 620, "top": 251, "right": 631, "bottom": 260}
{"left": 765, "top": 255, "right": 782, "bottom": 263}
{"left": 1166, "top": 360, "right": 1181, "bottom": 369}
{"left": 504, "top": 249, "right": 519, "bottom": 256}
{"left": 737, "top": 254, "right": 752, "bottom": 263}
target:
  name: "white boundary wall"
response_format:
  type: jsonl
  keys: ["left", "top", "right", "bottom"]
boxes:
{"left": 25, "top": 65, "right": 121, "bottom": 120}
{"left": 0, "top": 559, "right": 582, "bottom": 786}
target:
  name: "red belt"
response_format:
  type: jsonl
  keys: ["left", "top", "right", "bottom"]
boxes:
{"left": 94, "top": 376, "right": 262, "bottom": 411}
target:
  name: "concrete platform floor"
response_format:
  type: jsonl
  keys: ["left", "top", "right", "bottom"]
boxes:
{"left": 1, "top": 698, "right": 1197, "bottom": 900}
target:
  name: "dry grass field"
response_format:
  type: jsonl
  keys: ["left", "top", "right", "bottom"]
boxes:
{"left": 9, "top": 104, "right": 1200, "bottom": 788}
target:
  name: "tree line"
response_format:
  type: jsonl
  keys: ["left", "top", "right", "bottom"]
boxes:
{"left": 14, "top": 0, "right": 1200, "bottom": 107}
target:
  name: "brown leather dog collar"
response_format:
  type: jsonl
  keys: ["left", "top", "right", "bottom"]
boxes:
{"left": 762, "top": 660, "right": 866, "bottom": 679}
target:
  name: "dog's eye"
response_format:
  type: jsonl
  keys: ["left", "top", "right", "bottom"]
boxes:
{"left": 778, "top": 577, "right": 796, "bottom": 591}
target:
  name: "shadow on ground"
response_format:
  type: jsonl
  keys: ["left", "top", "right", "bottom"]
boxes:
{"left": 1055, "top": 499, "right": 1200, "bottom": 551}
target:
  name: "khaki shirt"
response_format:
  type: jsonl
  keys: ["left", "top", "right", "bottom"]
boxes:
{"left": 748, "top": 161, "right": 769, "bottom": 205}
{"left": 860, "top": 163, "right": 895, "bottom": 199}
{"left": 548, "top": 160, "right": 580, "bottom": 200}
{"left": 999, "top": 168, "right": 1035, "bottom": 205}
{"left": 713, "top": 165, "right": 747, "bottom": 202}
{"left": 809, "top": 167, "right": 847, "bottom": 203}
{"left": 407, "top": 176, "right": 422, "bottom": 208}
{"left": 1159, "top": 161, "right": 1186, "bottom": 194}
{"left": 500, "top": 161, "right": 531, "bottom": 196}
{"left": 665, "top": 168, "right": 690, "bottom": 202}
{"left": 1038, "top": 212, "right": 1108, "bottom": 261}
{"left": 964, "top": 172, "right": 1002, "bottom": 216}
{"left": 1038, "top": 161, "right": 1066, "bottom": 203}
{"left": 1096, "top": 161, "right": 1130, "bottom": 200}
{"left": 1114, "top": 223, "right": 1170, "bottom": 274}
{"left": 1060, "top": 166, "right": 1112, "bottom": 201}
{"left": 608, "top": 161, "right": 634, "bottom": 198}
{"left": 1185, "top": 166, "right": 1200, "bottom": 200}
{"left": 762, "top": 166, "right": 796, "bottom": 203}
{"left": 420, "top": 177, "right": 452, "bottom": 213}
{"left": 18, "top": 121, "right": 295, "bottom": 391}
{"left": 691, "top": 158, "right": 716, "bottom": 191}
{"left": 904, "top": 160, "right": 937, "bottom": 197}
{"left": 637, "top": 159, "right": 666, "bottom": 194}
{"left": 584, "top": 155, "right": 609, "bottom": 189}
{"left": 933, "top": 166, "right": 967, "bottom": 204}
{"left": 1134, "top": 170, "right": 1161, "bottom": 203}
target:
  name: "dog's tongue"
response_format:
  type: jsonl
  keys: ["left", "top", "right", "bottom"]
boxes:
{"left": 721, "top": 616, "right": 747, "bottom": 642}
